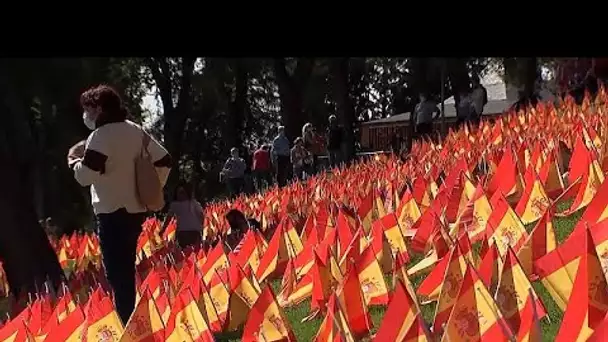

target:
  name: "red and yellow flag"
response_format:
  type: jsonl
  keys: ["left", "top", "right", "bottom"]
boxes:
{"left": 242, "top": 285, "right": 296, "bottom": 342}
{"left": 121, "top": 288, "right": 165, "bottom": 341}
{"left": 374, "top": 279, "right": 430, "bottom": 342}
{"left": 165, "top": 287, "right": 214, "bottom": 342}
{"left": 555, "top": 229, "right": 608, "bottom": 341}
{"left": 441, "top": 265, "right": 514, "bottom": 341}
{"left": 495, "top": 247, "right": 546, "bottom": 336}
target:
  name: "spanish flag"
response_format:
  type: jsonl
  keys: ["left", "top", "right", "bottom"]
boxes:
{"left": 44, "top": 305, "right": 85, "bottom": 341}
{"left": 485, "top": 193, "right": 528, "bottom": 256}
{"left": 357, "top": 190, "right": 374, "bottom": 234}
{"left": 355, "top": 244, "right": 389, "bottom": 306}
{"left": 515, "top": 167, "right": 550, "bottom": 225}
{"left": 337, "top": 263, "right": 372, "bottom": 339}
{"left": 431, "top": 246, "right": 468, "bottom": 333}
{"left": 516, "top": 208, "right": 557, "bottom": 279}
{"left": 314, "top": 293, "right": 354, "bottom": 342}
{"left": 82, "top": 289, "right": 124, "bottom": 342}
{"left": 534, "top": 226, "right": 586, "bottom": 311}
{"left": 478, "top": 240, "right": 500, "bottom": 292}
{"left": 441, "top": 265, "right": 514, "bottom": 341}
{"left": 374, "top": 279, "right": 430, "bottom": 342}
{"left": 121, "top": 288, "right": 165, "bottom": 341}
{"left": 555, "top": 229, "right": 608, "bottom": 341}
{"left": 165, "top": 287, "right": 214, "bottom": 342}
{"left": 396, "top": 187, "right": 421, "bottom": 237}
{"left": 242, "top": 285, "right": 296, "bottom": 342}
{"left": 516, "top": 294, "right": 543, "bottom": 342}
{"left": 495, "top": 247, "right": 546, "bottom": 336}
{"left": 226, "top": 263, "right": 261, "bottom": 331}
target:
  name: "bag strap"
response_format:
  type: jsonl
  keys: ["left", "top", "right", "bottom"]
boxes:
{"left": 140, "top": 129, "right": 152, "bottom": 157}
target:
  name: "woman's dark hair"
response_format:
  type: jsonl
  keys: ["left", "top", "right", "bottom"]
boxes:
{"left": 80, "top": 85, "right": 129, "bottom": 125}
{"left": 225, "top": 209, "right": 248, "bottom": 233}
{"left": 173, "top": 181, "right": 193, "bottom": 201}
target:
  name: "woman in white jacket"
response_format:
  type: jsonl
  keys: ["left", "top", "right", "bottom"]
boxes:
{"left": 67, "top": 85, "right": 171, "bottom": 323}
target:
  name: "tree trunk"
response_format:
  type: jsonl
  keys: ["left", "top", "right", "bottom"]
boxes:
{"left": 225, "top": 59, "right": 249, "bottom": 150}
{"left": 273, "top": 58, "right": 315, "bottom": 142}
{"left": 145, "top": 57, "right": 196, "bottom": 189}
{"left": 330, "top": 58, "right": 357, "bottom": 162}
{"left": 447, "top": 58, "right": 471, "bottom": 108}
{"left": 521, "top": 58, "right": 538, "bottom": 98}
{"left": 0, "top": 86, "right": 62, "bottom": 303}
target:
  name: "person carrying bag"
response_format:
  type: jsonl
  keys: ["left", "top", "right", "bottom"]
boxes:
{"left": 67, "top": 85, "right": 172, "bottom": 323}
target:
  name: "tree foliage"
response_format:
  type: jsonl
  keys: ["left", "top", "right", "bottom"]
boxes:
{"left": 3, "top": 57, "right": 553, "bottom": 228}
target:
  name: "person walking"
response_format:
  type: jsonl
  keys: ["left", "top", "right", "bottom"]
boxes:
{"left": 221, "top": 148, "right": 246, "bottom": 198}
{"left": 412, "top": 93, "right": 440, "bottom": 140}
{"left": 291, "top": 138, "right": 310, "bottom": 181}
{"left": 310, "top": 127, "right": 324, "bottom": 173}
{"left": 67, "top": 85, "right": 172, "bottom": 323}
{"left": 252, "top": 144, "right": 272, "bottom": 191}
{"left": 456, "top": 90, "right": 474, "bottom": 128}
{"left": 271, "top": 126, "right": 291, "bottom": 187}
{"left": 326, "top": 115, "right": 343, "bottom": 168}
{"left": 166, "top": 182, "right": 203, "bottom": 249}
{"left": 302, "top": 123, "right": 317, "bottom": 175}
{"left": 470, "top": 76, "right": 488, "bottom": 126}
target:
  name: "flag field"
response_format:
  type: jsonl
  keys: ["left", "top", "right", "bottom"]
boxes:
{"left": 5, "top": 95, "right": 608, "bottom": 341}
{"left": 0, "top": 205, "right": 578, "bottom": 341}
{"left": 212, "top": 201, "right": 580, "bottom": 342}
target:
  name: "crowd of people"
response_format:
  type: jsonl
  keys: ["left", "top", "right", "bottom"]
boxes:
{"left": 219, "top": 115, "right": 345, "bottom": 198}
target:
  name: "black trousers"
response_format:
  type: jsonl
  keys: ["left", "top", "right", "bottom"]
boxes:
{"left": 416, "top": 122, "right": 434, "bottom": 139}
{"left": 253, "top": 170, "right": 273, "bottom": 191}
{"left": 226, "top": 177, "right": 245, "bottom": 197}
{"left": 276, "top": 155, "right": 291, "bottom": 187}
{"left": 97, "top": 208, "right": 145, "bottom": 324}
{"left": 177, "top": 231, "right": 202, "bottom": 249}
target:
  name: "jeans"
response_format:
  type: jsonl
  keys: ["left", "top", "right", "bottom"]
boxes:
{"left": 97, "top": 208, "right": 145, "bottom": 324}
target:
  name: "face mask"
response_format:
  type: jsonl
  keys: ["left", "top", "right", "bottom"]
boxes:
{"left": 82, "top": 112, "right": 96, "bottom": 130}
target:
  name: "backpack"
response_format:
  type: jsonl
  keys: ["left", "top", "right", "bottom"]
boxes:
{"left": 135, "top": 130, "right": 165, "bottom": 212}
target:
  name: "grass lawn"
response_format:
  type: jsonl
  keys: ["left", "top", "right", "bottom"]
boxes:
{"left": 224, "top": 200, "right": 581, "bottom": 342}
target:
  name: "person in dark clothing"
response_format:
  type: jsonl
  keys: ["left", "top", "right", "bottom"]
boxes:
{"left": 390, "top": 133, "right": 403, "bottom": 154}
{"left": 69, "top": 85, "right": 172, "bottom": 324}
{"left": 224, "top": 209, "right": 261, "bottom": 251}
{"left": 511, "top": 90, "right": 540, "bottom": 113}
{"left": 470, "top": 76, "right": 487, "bottom": 126}
{"left": 413, "top": 93, "right": 440, "bottom": 140}
{"left": 584, "top": 69, "right": 599, "bottom": 99}
{"left": 456, "top": 91, "right": 474, "bottom": 128}
{"left": 272, "top": 126, "right": 291, "bottom": 187}
{"left": 326, "top": 115, "right": 343, "bottom": 168}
